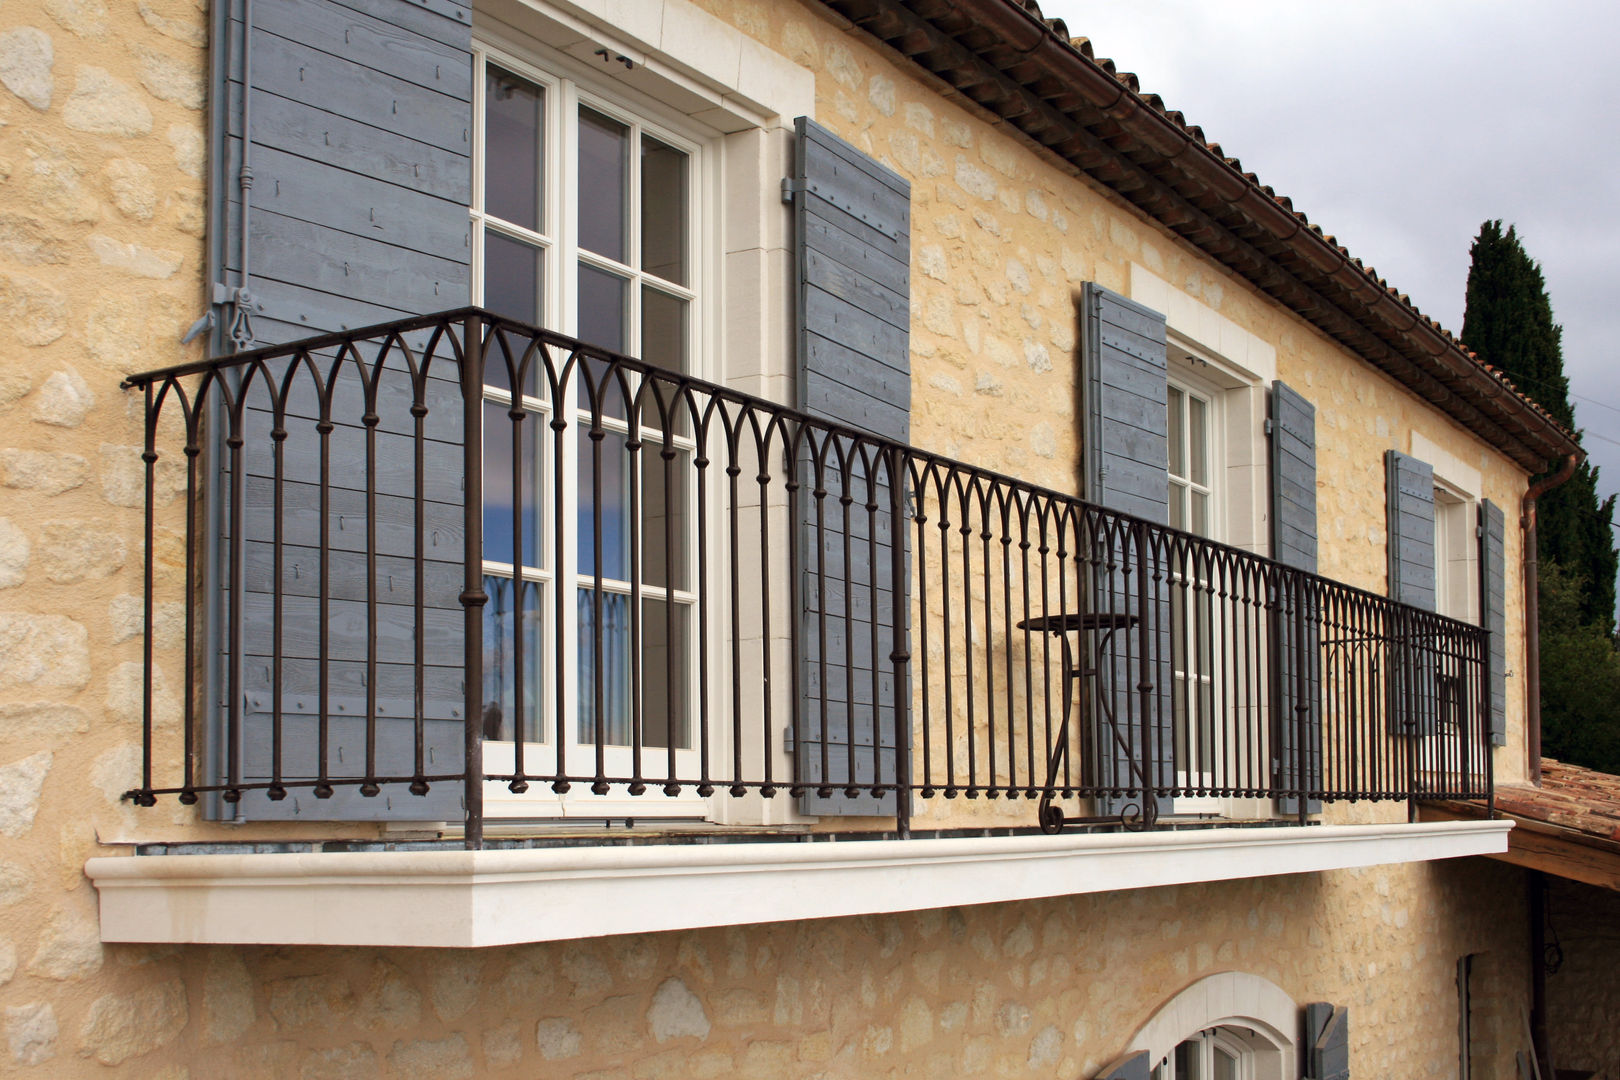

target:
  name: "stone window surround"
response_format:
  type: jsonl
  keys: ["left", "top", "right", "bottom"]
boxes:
{"left": 1130, "top": 970, "right": 1299, "bottom": 1080}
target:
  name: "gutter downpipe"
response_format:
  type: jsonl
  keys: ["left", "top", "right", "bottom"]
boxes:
{"left": 1522, "top": 452, "right": 1579, "bottom": 787}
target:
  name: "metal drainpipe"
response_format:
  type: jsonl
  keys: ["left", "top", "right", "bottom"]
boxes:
{"left": 1521, "top": 452, "right": 1579, "bottom": 786}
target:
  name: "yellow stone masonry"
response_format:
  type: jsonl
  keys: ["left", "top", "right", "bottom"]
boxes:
{"left": 0, "top": 0, "right": 1539, "bottom": 1073}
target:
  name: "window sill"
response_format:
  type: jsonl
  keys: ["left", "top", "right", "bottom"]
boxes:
{"left": 86, "top": 820, "right": 1510, "bottom": 948}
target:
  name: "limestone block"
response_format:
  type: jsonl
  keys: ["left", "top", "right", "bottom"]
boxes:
{"left": 167, "top": 123, "right": 203, "bottom": 179}
{"left": 104, "top": 159, "right": 158, "bottom": 221}
{"left": 0, "top": 751, "right": 49, "bottom": 838}
{"left": 37, "top": 520, "right": 127, "bottom": 584}
{"left": 101, "top": 443, "right": 188, "bottom": 508}
{"left": 90, "top": 743, "right": 140, "bottom": 805}
{"left": 77, "top": 979, "right": 187, "bottom": 1066}
{"left": 106, "top": 660, "right": 183, "bottom": 730}
{"left": 0, "top": 612, "right": 89, "bottom": 689}
{"left": 0, "top": 211, "right": 69, "bottom": 266}
{"left": 131, "top": 44, "right": 204, "bottom": 109}
{"left": 302, "top": 1043, "right": 379, "bottom": 1079}
{"left": 202, "top": 949, "right": 254, "bottom": 1044}
{"left": 63, "top": 66, "right": 153, "bottom": 136}
{"left": 0, "top": 701, "right": 88, "bottom": 741}
{"left": 0, "top": 270, "right": 67, "bottom": 350}
{"left": 0, "top": 941, "right": 15, "bottom": 985}
{"left": 28, "top": 898, "right": 104, "bottom": 980}
{"left": 481, "top": 1020, "right": 523, "bottom": 1067}
{"left": 0, "top": 519, "right": 26, "bottom": 588}
{"left": 387, "top": 1034, "right": 473, "bottom": 1080}
{"left": 44, "top": 0, "right": 109, "bottom": 38}
{"left": 428, "top": 951, "right": 482, "bottom": 1022}
{"left": 0, "top": 861, "right": 30, "bottom": 907}
{"left": 110, "top": 594, "right": 186, "bottom": 649}
{"left": 0, "top": 28, "right": 53, "bottom": 111}
{"left": 648, "top": 977, "right": 710, "bottom": 1042}
{"left": 89, "top": 234, "right": 183, "bottom": 279}
{"left": 535, "top": 1016, "right": 581, "bottom": 1060}
{"left": 5, "top": 1003, "right": 56, "bottom": 1066}
{"left": 267, "top": 973, "right": 355, "bottom": 1029}
{"left": 30, "top": 370, "right": 93, "bottom": 427}
{"left": 0, "top": 449, "right": 89, "bottom": 493}
{"left": 356, "top": 959, "right": 422, "bottom": 1031}
{"left": 138, "top": 1, "right": 207, "bottom": 47}
{"left": 0, "top": 370, "right": 31, "bottom": 413}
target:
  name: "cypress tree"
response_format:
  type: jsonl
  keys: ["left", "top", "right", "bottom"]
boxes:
{"left": 1461, "top": 221, "right": 1618, "bottom": 634}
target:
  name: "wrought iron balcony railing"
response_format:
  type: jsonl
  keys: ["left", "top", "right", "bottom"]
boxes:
{"left": 121, "top": 309, "right": 1493, "bottom": 846}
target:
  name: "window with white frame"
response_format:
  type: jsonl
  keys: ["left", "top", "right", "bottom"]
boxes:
{"left": 1151, "top": 1026, "right": 1266, "bottom": 1080}
{"left": 472, "top": 46, "right": 706, "bottom": 786}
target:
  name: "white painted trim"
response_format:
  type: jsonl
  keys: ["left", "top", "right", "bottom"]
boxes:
{"left": 1132, "top": 971, "right": 1298, "bottom": 1080}
{"left": 87, "top": 820, "right": 1510, "bottom": 948}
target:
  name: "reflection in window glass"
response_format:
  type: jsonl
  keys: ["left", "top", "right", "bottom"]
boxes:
{"left": 642, "top": 286, "right": 687, "bottom": 375}
{"left": 484, "top": 66, "right": 543, "bottom": 232}
{"left": 484, "top": 230, "right": 543, "bottom": 333}
{"left": 578, "top": 107, "right": 628, "bottom": 261}
{"left": 641, "top": 135, "right": 688, "bottom": 285}
{"left": 483, "top": 400, "right": 544, "bottom": 569}
{"left": 483, "top": 574, "right": 543, "bottom": 743}
{"left": 577, "top": 591, "right": 689, "bottom": 748}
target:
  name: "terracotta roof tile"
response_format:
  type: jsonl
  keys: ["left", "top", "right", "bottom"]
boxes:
{"left": 1013, "top": 0, "right": 1576, "bottom": 446}
{"left": 1494, "top": 759, "right": 1620, "bottom": 844}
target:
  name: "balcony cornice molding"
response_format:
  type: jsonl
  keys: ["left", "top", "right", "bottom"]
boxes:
{"left": 88, "top": 820, "right": 1511, "bottom": 948}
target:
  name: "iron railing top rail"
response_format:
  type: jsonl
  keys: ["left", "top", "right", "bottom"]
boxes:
{"left": 126, "top": 305, "right": 1490, "bottom": 644}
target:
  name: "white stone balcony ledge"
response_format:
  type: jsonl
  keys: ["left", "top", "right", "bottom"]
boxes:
{"left": 87, "top": 819, "right": 1510, "bottom": 948}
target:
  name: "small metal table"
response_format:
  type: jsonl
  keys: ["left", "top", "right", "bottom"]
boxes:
{"left": 1016, "top": 611, "right": 1138, "bottom": 833}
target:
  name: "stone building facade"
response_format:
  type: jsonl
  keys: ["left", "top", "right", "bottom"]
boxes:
{"left": 0, "top": 0, "right": 1576, "bottom": 1075}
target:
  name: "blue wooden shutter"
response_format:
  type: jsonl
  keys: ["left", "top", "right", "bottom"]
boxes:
{"left": 1270, "top": 381, "right": 1322, "bottom": 814}
{"left": 1305, "top": 1002, "right": 1350, "bottom": 1080}
{"left": 1081, "top": 284, "right": 1172, "bottom": 817}
{"left": 215, "top": 0, "right": 473, "bottom": 820}
{"left": 1479, "top": 499, "right": 1507, "bottom": 746}
{"left": 1386, "top": 450, "right": 1437, "bottom": 737}
{"left": 1093, "top": 1050, "right": 1150, "bottom": 1080}
{"left": 790, "top": 117, "right": 910, "bottom": 816}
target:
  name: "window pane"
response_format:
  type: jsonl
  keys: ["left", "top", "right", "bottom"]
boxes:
{"left": 1192, "top": 490, "right": 1208, "bottom": 536}
{"left": 483, "top": 232, "right": 544, "bottom": 397}
{"left": 577, "top": 263, "right": 628, "bottom": 353}
{"left": 578, "top": 425, "right": 630, "bottom": 582}
{"left": 483, "top": 399, "right": 544, "bottom": 569}
{"left": 484, "top": 66, "right": 542, "bottom": 232}
{"left": 1212, "top": 1048, "right": 1238, "bottom": 1080}
{"left": 642, "top": 286, "right": 687, "bottom": 374}
{"left": 1169, "top": 484, "right": 1185, "bottom": 531}
{"left": 576, "top": 591, "right": 690, "bottom": 750}
{"left": 482, "top": 574, "right": 543, "bottom": 743}
{"left": 1168, "top": 386, "right": 1185, "bottom": 478}
{"left": 577, "top": 589, "right": 631, "bottom": 745}
{"left": 578, "top": 263, "right": 629, "bottom": 419}
{"left": 578, "top": 106, "right": 628, "bottom": 261}
{"left": 641, "top": 433, "right": 689, "bottom": 591}
{"left": 641, "top": 135, "right": 688, "bottom": 285}
{"left": 1189, "top": 395, "right": 1208, "bottom": 485}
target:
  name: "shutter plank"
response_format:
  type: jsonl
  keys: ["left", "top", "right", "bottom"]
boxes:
{"left": 213, "top": 0, "right": 473, "bottom": 821}
{"left": 1306, "top": 1001, "right": 1350, "bottom": 1080}
{"left": 1082, "top": 283, "right": 1172, "bottom": 817}
{"left": 1271, "top": 382, "right": 1322, "bottom": 814}
{"left": 1481, "top": 499, "right": 1507, "bottom": 745}
{"left": 793, "top": 117, "right": 910, "bottom": 816}
{"left": 1387, "top": 450, "right": 1438, "bottom": 736}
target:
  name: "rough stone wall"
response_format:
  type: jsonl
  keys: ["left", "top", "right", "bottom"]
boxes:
{"left": 1545, "top": 875, "right": 1620, "bottom": 1076}
{"left": 1, "top": 856, "right": 1534, "bottom": 1077}
{"left": 0, "top": 0, "right": 1546, "bottom": 1073}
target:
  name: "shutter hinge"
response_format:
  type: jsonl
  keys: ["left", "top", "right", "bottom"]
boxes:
{"left": 181, "top": 282, "right": 265, "bottom": 348}
{"left": 1476, "top": 524, "right": 1485, "bottom": 538}
{"left": 1264, "top": 417, "right": 1274, "bottom": 436}
{"left": 781, "top": 177, "right": 804, "bottom": 204}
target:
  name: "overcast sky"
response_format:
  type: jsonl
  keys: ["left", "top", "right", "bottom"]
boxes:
{"left": 1043, "top": 0, "right": 1620, "bottom": 518}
